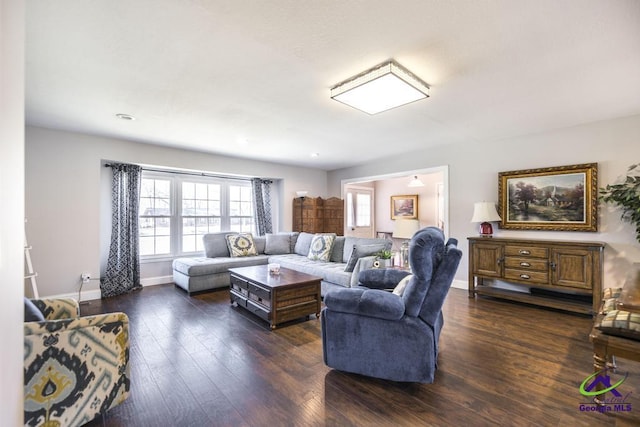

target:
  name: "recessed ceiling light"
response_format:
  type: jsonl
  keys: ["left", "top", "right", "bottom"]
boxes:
{"left": 311, "top": 152, "right": 320, "bottom": 158}
{"left": 115, "top": 113, "right": 136, "bottom": 121}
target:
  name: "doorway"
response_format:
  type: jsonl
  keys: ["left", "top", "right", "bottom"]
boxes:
{"left": 340, "top": 166, "right": 449, "bottom": 239}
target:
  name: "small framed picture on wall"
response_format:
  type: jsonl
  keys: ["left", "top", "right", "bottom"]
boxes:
{"left": 391, "top": 195, "right": 418, "bottom": 220}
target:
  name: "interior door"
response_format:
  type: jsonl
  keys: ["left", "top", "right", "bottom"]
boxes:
{"left": 344, "top": 186, "right": 374, "bottom": 238}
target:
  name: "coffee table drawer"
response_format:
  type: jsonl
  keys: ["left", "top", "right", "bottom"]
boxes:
{"left": 249, "top": 282, "right": 271, "bottom": 300}
{"left": 230, "top": 289, "right": 247, "bottom": 307}
{"left": 247, "top": 300, "right": 270, "bottom": 322}
{"left": 230, "top": 275, "right": 249, "bottom": 290}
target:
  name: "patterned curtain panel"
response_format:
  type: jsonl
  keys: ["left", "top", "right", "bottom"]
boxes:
{"left": 101, "top": 163, "right": 143, "bottom": 298}
{"left": 251, "top": 178, "right": 273, "bottom": 236}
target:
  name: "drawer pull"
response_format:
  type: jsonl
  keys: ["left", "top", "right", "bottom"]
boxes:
{"left": 520, "top": 262, "right": 531, "bottom": 267}
{"left": 520, "top": 274, "right": 530, "bottom": 279}
{"left": 519, "top": 250, "right": 531, "bottom": 255}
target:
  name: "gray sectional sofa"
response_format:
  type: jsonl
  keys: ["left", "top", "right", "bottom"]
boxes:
{"left": 172, "top": 231, "right": 392, "bottom": 296}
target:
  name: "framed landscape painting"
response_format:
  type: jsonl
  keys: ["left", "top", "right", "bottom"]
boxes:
{"left": 498, "top": 163, "right": 598, "bottom": 231}
{"left": 391, "top": 195, "right": 418, "bottom": 220}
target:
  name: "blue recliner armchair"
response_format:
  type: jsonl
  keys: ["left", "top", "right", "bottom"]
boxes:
{"left": 321, "top": 227, "right": 462, "bottom": 383}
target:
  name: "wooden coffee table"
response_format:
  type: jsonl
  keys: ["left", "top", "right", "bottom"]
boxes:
{"left": 228, "top": 265, "right": 321, "bottom": 329}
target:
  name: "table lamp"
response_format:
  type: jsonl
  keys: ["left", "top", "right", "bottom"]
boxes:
{"left": 471, "top": 202, "right": 501, "bottom": 237}
{"left": 393, "top": 219, "right": 420, "bottom": 267}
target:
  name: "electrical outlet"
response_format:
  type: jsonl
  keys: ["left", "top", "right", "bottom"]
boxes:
{"left": 81, "top": 273, "right": 91, "bottom": 283}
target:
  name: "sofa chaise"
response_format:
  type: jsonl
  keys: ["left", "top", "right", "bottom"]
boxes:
{"left": 172, "top": 231, "right": 392, "bottom": 296}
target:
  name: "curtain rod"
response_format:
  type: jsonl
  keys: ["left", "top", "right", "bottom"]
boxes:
{"left": 104, "top": 163, "right": 271, "bottom": 183}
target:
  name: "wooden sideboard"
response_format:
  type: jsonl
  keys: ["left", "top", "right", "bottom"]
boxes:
{"left": 468, "top": 237, "right": 605, "bottom": 315}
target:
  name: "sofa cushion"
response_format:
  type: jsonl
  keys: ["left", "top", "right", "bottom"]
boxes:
{"left": 308, "top": 234, "right": 335, "bottom": 261}
{"left": 203, "top": 232, "right": 231, "bottom": 258}
{"left": 343, "top": 237, "right": 391, "bottom": 263}
{"left": 253, "top": 236, "right": 266, "bottom": 254}
{"left": 330, "top": 236, "right": 345, "bottom": 263}
{"left": 226, "top": 233, "right": 258, "bottom": 257}
{"left": 173, "top": 256, "right": 269, "bottom": 276}
{"left": 268, "top": 254, "right": 352, "bottom": 287}
{"left": 265, "top": 233, "right": 292, "bottom": 255}
{"left": 24, "top": 297, "right": 45, "bottom": 322}
{"left": 344, "top": 243, "right": 388, "bottom": 273}
{"left": 294, "top": 232, "right": 315, "bottom": 256}
{"left": 597, "top": 310, "right": 640, "bottom": 341}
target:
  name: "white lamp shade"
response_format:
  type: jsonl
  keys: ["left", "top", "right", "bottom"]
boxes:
{"left": 393, "top": 219, "right": 420, "bottom": 239}
{"left": 296, "top": 190, "right": 308, "bottom": 198}
{"left": 471, "top": 202, "right": 501, "bottom": 223}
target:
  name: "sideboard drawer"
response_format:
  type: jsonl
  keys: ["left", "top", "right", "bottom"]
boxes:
{"left": 505, "top": 245, "right": 548, "bottom": 258}
{"left": 504, "top": 257, "right": 548, "bottom": 271}
{"left": 504, "top": 269, "right": 548, "bottom": 284}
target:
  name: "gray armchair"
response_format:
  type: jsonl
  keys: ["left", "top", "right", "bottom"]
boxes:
{"left": 321, "top": 227, "right": 462, "bottom": 383}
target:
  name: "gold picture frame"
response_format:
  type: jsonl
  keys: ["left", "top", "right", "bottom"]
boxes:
{"left": 498, "top": 163, "right": 598, "bottom": 231}
{"left": 391, "top": 195, "right": 418, "bottom": 220}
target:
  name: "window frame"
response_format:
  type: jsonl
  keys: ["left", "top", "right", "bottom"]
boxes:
{"left": 138, "top": 170, "right": 254, "bottom": 261}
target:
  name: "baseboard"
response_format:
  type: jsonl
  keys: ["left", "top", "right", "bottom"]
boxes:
{"left": 46, "top": 276, "right": 174, "bottom": 302}
{"left": 451, "top": 278, "right": 467, "bottom": 290}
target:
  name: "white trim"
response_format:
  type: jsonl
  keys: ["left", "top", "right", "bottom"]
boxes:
{"left": 140, "top": 275, "right": 173, "bottom": 287}
{"left": 450, "top": 278, "right": 467, "bottom": 290}
{"left": 45, "top": 276, "right": 174, "bottom": 302}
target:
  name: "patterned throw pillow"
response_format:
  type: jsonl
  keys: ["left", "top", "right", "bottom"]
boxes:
{"left": 226, "top": 233, "right": 258, "bottom": 257}
{"left": 307, "top": 234, "right": 335, "bottom": 261}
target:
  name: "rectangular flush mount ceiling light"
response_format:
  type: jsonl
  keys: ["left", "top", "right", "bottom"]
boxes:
{"left": 330, "top": 60, "right": 430, "bottom": 114}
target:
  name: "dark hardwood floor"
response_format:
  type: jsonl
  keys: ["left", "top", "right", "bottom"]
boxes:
{"left": 82, "top": 284, "right": 640, "bottom": 427}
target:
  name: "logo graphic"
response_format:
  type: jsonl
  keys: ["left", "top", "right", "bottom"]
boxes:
{"left": 578, "top": 369, "right": 633, "bottom": 413}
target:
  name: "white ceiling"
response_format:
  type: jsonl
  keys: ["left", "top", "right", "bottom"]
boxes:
{"left": 25, "top": 1, "right": 640, "bottom": 171}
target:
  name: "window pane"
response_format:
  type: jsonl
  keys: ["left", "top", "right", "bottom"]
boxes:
{"left": 182, "top": 199, "right": 195, "bottom": 216}
{"left": 182, "top": 182, "right": 195, "bottom": 199}
{"left": 182, "top": 235, "right": 196, "bottom": 253}
{"left": 196, "top": 200, "right": 208, "bottom": 215}
{"left": 229, "top": 186, "right": 240, "bottom": 199}
{"left": 208, "top": 217, "right": 221, "bottom": 231}
{"left": 195, "top": 183, "right": 208, "bottom": 199}
{"left": 156, "top": 236, "right": 171, "bottom": 254}
{"left": 346, "top": 193, "right": 354, "bottom": 228}
{"left": 356, "top": 193, "right": 371, "bottom": 227}
{"left": 139, "top": 236, "right": 155, "bottom": 256}
{"left": 209, "top": 201, "right": 220, "bottom": 216}
{"left": 208, "top": 184, "right": 220, "bottom": 199}
{"left": 156, "top": 180, "right": 170, "bottom": 198}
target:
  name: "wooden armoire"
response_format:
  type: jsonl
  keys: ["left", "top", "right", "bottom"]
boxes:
{"left": 292, "top": 197, "right": 344, "bottom": 235}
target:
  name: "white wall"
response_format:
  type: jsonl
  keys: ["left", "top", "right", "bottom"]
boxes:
{"left": 0, "top": 0, "right": 24, "bottom": 423}
{"left": 25, "top": 126, "right": 328, "bottom": 298}
{"left": 328, "top": 114, "right": 640, "bottom": 290}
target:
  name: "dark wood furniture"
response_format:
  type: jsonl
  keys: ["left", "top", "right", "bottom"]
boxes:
{"left": 292, "top": 196, "right": 344, "bottom": 235}
{"left": 229, "top": 265, "right": 321, "bottom": 329}
{"left": 468, "top": 237, "right": 605, "bottom": 315}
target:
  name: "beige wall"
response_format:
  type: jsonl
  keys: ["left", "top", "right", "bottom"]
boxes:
{"left": 0, "top": 0, "right": 25, "bottom": 423}
{"left": 328, "top": 114, "right": 640, "bottom": 289}
{"left": 25, "top": 126, "right": 328, "bottom": 298}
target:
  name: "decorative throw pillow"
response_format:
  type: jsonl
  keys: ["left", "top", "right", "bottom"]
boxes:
{"left": 307, "top": 234, "right": 335, "bottom": 261}
{"left": 226, "top": 233, "right": 257, "bottom": 257}
{"left": 393, "top": 275, "right": 413, "bottom": 296}
{"left": 344, "top": 243, "right": 389, "bottom": 273}
{"left": 24, "top": 297, "right": 45, "bottom": 322}
{"left": 596, "top": 310, "right": 640, "bottom": 341}
{"left": 600, "top": 287, "right": 624, "bottom": 314}
{"left": 265, "top": 233, "right": 291, "bottom": 255}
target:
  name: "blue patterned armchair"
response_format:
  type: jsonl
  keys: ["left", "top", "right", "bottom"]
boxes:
{"left": 321, "top": 227, "right": 462, "bottom": 383}
{"left": 24, "top": 298, "right": 130, "bottom": 427}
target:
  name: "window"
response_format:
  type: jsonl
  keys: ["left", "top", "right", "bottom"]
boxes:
{"left": 181, "top": 182, "right": 221, "bottom": 253}
{"left": 138, "top": 171, "right": 254, "bottom": 258}
{"left": 139, "top": 178, "right": 171, "bottom": 256}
